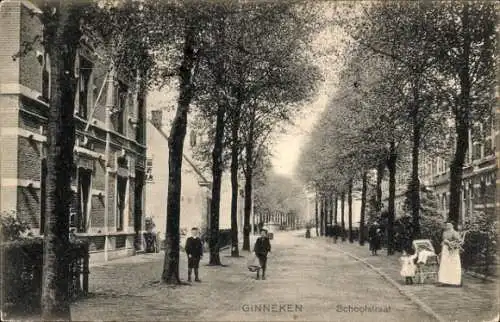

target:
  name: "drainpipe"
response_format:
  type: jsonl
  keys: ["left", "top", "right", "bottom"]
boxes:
{"left": 104, "top": 66, "right": 115, "bottom": 262}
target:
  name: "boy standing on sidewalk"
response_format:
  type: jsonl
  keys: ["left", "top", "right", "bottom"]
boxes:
{"left": 185, "top": 227, "right": 203, "bottom": 282}
{"left": 254, "top": 229, "right": 271, "bottom": 280}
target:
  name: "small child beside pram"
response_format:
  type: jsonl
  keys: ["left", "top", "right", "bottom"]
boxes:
{"left": 400, "top": 250, "right": 417, "bottom": 284}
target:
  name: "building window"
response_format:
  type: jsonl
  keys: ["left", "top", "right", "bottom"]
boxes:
{"left": 42, "top": 54, "right": 50, "bottom": 100}
{"left": 113, "top": 82, "right": 128, "bottom": 134}
{"left": 436, "top": 158, "right": 443, "bottom": 174}
{"left": 40, "top": 159, "right": 47, "bottom": 234}
{"left": 77, "top": 168, "right": 92, "bottom": 233}
{"left": 134, "top": 171, "right": 144, "bottom": 249}
{"left": 471, "top": 123, "right": 483, "bottom": 161}
{"left": 116, "top": 176, "right": 127, "bottom": 231}
{"left": 461, "top": 188, "right": 467, "bottom": 224}
{"left": 75, "top": 56, "right": 93, "bottom": 119}
{"left": 146, "top": 158, "right": 153, "bottom": 182}
{"left": 190, "top": 130, "right": 197, "bottom": 147}
{"left": 472, "top": 143, "right": 482, "bottom": 162}
{"left": 483, "top": 118, "right": 494, "bottom": 157}
{"left": 479, "top": 179, "right": 487, "bottom": 202}
{"left": 136, "top": 95, "right": 145, "bottom": 143}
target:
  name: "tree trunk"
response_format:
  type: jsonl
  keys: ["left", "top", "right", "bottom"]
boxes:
{"left": 341, "top": 192, "right": 345, "bottom": 241}
{"left": 243, "top": 170, "right": 253, "bottom": 250}
{"left": 449, "top": 4, "right": 471, "bottom": 229}
{"left": 319, "top": 195, "right": 325, "bottom": 236}
{"left": 209, "top": 101, "right": 226, "bottom": 265}
{"left": 348, "top": 180, "right": 353, "bottom": 243}
{"left": 409, "top": 108, "right": 421, "bottom": 240}
{"left": 376, "top": 162, "right": 385, "bottom": 211}
{"left": 449, "top": 119, "right": 469, "bottom": 227}
{"left": 208, "top": 13, "right": 227, "bottom": 265}
{"left": 329, "top": 192, "right": 334, "bottom": 227}
{"left": 242, "top": 121, "right": 254, "bottom": 251}
{"left": 323, "top": 197, "right": 328, "bottom": 235}
{"left": 359, "top": 172, "right": 368, "bottom": 246}
{"left": 334, "top": 195, "right": 338, "bottom": 224}
{"left": 162, "top": 26, "right": 196, "bottom": 284}
{"left": 315, "top": 191, "right": 319, "bottom": 236}
{"left": 387, "top": 141, "right": 398, "bottom": 255}
{"left": 230, "top": 109, "right": 241, "bottom": 257}
{"left": 41, "top": 3, "right": 81, "bottom": 319}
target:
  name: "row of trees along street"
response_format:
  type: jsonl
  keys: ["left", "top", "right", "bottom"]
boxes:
{"left": 23, "top": 0, "right": 323, "bottom": 319}
{"left": 297, "top": 2, "right": 496, "bottom": 256}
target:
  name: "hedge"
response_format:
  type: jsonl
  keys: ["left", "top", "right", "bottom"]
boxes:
{"left": 0, "top": 238, "right": 89, "bottom": 313}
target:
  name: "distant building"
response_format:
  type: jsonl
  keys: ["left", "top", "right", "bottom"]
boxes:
{"left": 306, "top": 190, "right": 361, "bottom": 228}
{"left": 0, "top": 0, "right": 147, "bottom": 263}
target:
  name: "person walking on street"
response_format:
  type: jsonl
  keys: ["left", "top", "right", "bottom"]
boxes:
{"left": 254, "top": 229, "right": 272, "bottom": 280}
{"left": 332, "top": 223, "right": 340, "bottom": 243}
{"left": 185, "top": 227, "right": 203, "bottom": 282}
{"left": 368, "top": 221, "right": 381, "bottom": 255}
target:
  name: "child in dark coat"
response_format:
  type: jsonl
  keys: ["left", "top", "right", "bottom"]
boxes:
{"left": 253, "top": 229, "right": 271, "bottom": 280}
{"left": 185, "top": 227, "right": 203, "bottom": 282}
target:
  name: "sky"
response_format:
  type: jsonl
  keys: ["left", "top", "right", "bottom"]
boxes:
{"left": 270, "top": 8, "right": 347, "bottom": 179}
{"left": 271, "top": 94, "right": 328, "bottom": 177}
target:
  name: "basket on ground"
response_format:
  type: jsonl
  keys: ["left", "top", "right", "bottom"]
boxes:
{"left": 248, "top": 265, "right": 260, "bottom": 272}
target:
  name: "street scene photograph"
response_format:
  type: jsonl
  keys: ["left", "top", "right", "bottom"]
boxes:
{"left": 0, "top": 0, "right": 498, "bottom": 321}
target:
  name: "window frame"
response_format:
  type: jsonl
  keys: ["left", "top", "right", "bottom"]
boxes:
{"left": 114, "top": 81, "right": 129, "bottom": 135}
{"left": 75, "top": 55, "right": 94, "bottom": 120}
{"left": 41, "top": 53, "right": 51, "bottom": 101}
{"left": 116, "top": 175, "right": 128, "bottom": 231}
{"left": 77, "top": 167, "right": 92, "bottom": 233}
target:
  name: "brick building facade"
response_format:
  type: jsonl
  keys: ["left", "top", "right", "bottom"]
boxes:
{"left": 0, "top": 0, "right": 147, "bottom": 263}
{"left": 419, "top": 117, "right": 497, "bottom": 223}
{"left": 382, "top": 116, "right": 497, "bottom": 223}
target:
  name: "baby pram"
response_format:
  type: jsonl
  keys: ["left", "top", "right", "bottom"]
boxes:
{"left": 412, "top": 239, "right": 439, "bottom": 284}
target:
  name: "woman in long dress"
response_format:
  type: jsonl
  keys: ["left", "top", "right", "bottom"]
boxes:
{"left": 437, "top": 223, "right": 462, "bottom": 286}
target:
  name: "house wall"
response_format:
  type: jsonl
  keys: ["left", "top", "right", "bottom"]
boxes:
{"left": 145, "top": 88, "right": 246, "bottom": 246}
{"left": 145, "top": 121, "right": 210, "bottom": 238}
{"left": 381, "top": 118, "right": 497, "bottom": 224}
{"left": 0, "top": 0, "right": 148, "bottom": 263}
{"left": 336, "top": 197, "right": 361, "bottom": 228}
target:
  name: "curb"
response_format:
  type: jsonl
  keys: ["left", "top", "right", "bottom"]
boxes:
{"left": 465, "top": 270, "right": 496, "bottom": 282}
{"left": 334, "top": 247, "right": 446, "bottom": 322}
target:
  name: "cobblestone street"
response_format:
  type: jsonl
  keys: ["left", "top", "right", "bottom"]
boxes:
{"left": 71, "top": 231, "right": 440, "bottom": 321}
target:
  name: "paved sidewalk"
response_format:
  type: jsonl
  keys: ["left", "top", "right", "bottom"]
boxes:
{"left": 320, "top": 237, "right": 499, "bottom": 322}
{"left": 72, "top": 246, "right": 258, "bottom": 321}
